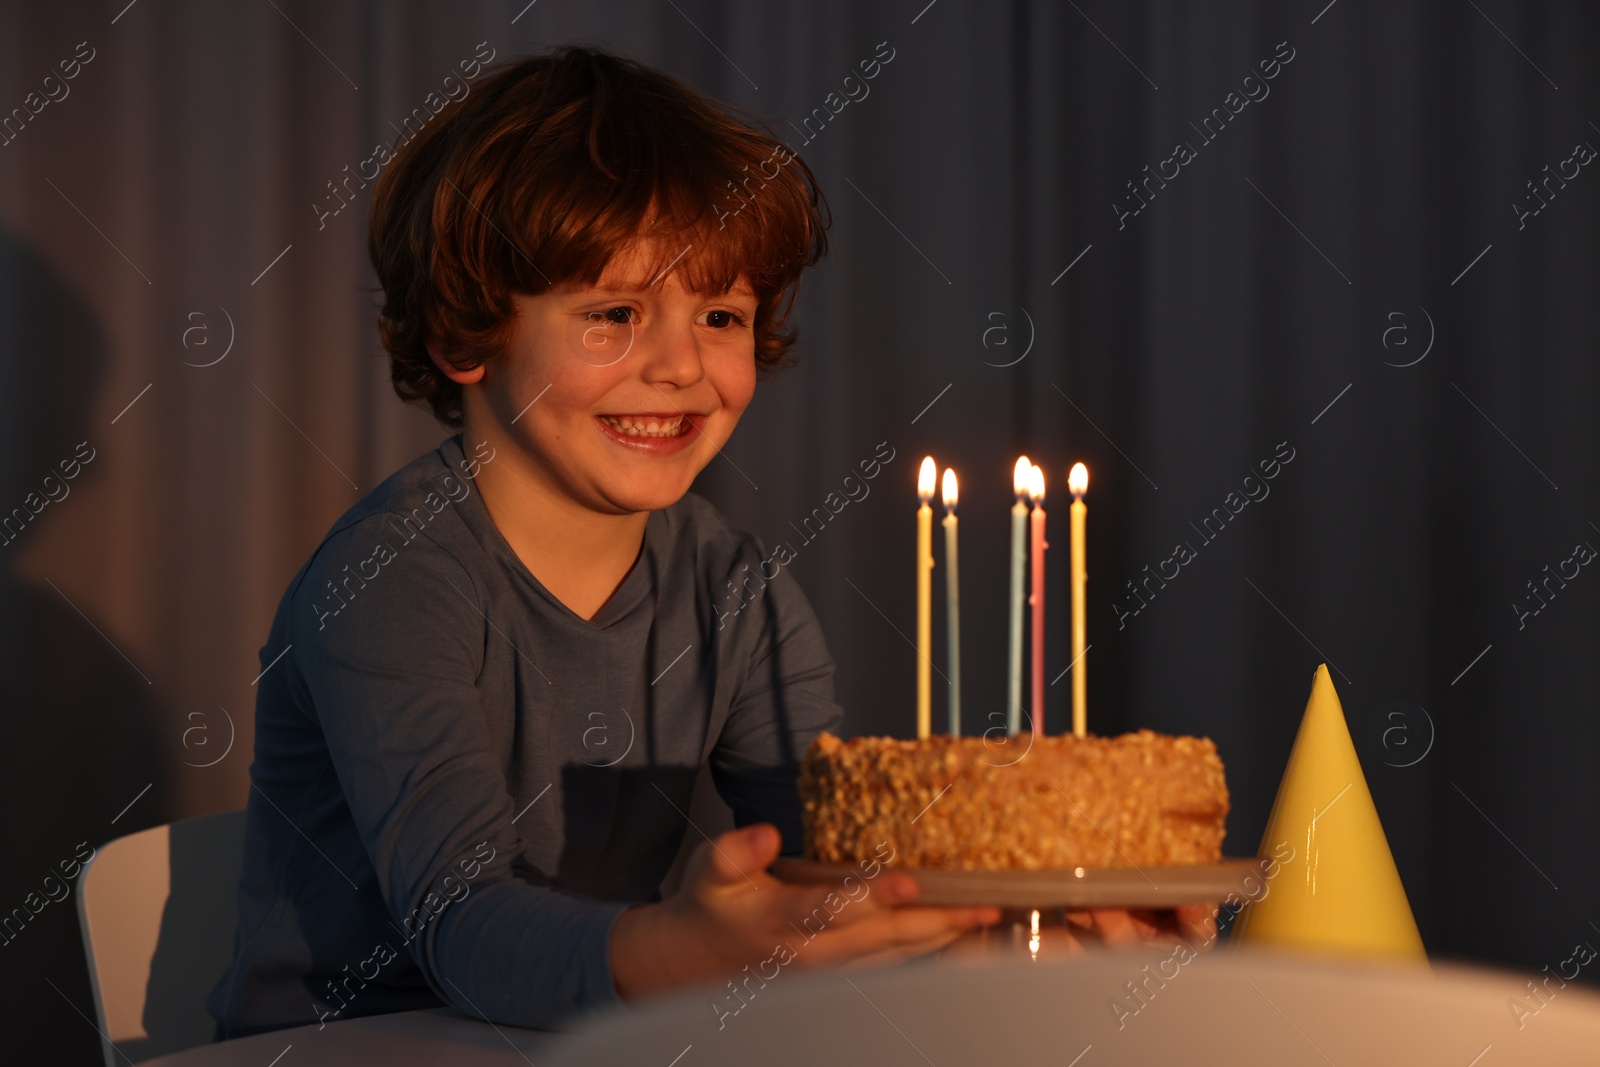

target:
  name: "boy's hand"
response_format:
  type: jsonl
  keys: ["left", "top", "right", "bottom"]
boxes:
{"left": 936, "top": 903, "right": 1218, "bottom": 963}
{"left": 610, "top": 823, "right": 1000, "bottom": 998}
{"left": 1056, "top": 903, "right": 1218, "bottom": 951}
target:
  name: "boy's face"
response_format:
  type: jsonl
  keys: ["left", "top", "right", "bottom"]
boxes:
{"left": 450, "top": 241, "right": 759, "bottom": 516}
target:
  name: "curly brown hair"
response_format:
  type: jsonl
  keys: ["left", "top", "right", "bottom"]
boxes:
{"left": 367, "top": 45, "right": 831, "bottom": 428}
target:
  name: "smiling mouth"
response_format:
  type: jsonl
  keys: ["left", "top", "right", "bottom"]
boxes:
{"left": 598, "top": 413, "right": 695, "bottom": 439}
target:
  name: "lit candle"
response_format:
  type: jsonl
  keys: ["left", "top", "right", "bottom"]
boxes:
{"left": 1007, "top": 457, "right": 1030, "bottom": 736}
{"left": 1028, "top": 463, "right": 1047, "bottom": 736}
{"left": 1068, "top": 462, "right": 1089, "bottom": 738}
{"left": 942, "top": 468, "right": 961, "bottom": 737}
{"left": 916, "top": 457, "right": 936, "bottom": 740}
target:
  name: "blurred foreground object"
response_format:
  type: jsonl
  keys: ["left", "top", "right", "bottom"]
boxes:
{"left": 545, "top": 950, "right": 1595, "bottom": 1065}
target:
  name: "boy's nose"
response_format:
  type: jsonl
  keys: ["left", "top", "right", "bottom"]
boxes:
{"left": 638, "top": 319, "right": 706, "bottom": 389}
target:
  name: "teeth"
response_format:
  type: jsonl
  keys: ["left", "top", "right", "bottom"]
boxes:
{"left": 602, "top": 415, "right": 686, "bottom": 439}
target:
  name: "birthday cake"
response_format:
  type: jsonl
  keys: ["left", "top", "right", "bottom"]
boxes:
{"left": 798, "top": 730, "right": 1229, "bottom": 871}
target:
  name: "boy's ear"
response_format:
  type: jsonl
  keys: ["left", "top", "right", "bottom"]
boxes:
{"left": 426, "top": 337, "right": 486, "bottom": 385}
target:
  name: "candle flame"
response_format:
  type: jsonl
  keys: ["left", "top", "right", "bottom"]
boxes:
{"left": 941, "top": 467, "right": 958, "bottom": 510}
{"left": 1068, "top": 462, "right": 1089, "bottom": 497}
{"left": 918, "top": 456, "right": 937, "bottom": 503}
{"left": 1012, "top": 456, "right": 1032, "bottom": 498}
{"left": 1027, "top": 463, "right": 1045, "bottom": 503}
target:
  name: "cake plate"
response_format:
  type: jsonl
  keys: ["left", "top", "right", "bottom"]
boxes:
{"left": 772, "top": 856, "right": 1266, "bottom": 909}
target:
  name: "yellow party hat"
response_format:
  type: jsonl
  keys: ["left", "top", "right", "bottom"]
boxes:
{"left": 1232, "top": 664, "right": 1426, "bottom": 962}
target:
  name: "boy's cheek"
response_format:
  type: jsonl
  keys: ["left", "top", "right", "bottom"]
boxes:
{"left": 705, "top": 397, "right": 755, "bottom": 453}
{"left": 709, "top": 348, "right": 759, "bottom": 420}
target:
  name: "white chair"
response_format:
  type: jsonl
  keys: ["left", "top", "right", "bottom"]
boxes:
{"left": 75, "top": 809, "right": 247, "bottom": 1066}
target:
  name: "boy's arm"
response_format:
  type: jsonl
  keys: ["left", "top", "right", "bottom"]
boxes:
{"left": 708, "top": 558, "right": 843, "bottom": 855}
{"left": 293, "top": 515, "right": 627, "bottom": 1029}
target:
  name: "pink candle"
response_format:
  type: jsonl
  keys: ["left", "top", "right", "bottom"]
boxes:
{"left": 1028, "top": 464, "right": 1046, "bottom": 735}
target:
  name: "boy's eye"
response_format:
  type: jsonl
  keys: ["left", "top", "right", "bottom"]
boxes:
{"left": 591, "top": 306, "right": 637, "bottom": 325}
{"left": 698, "top": 309, "right": 747, "bottom": 329}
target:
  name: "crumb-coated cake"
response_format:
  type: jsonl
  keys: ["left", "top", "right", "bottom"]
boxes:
{"left": 798, "top": 730, "right": 1229, "bottom": 871}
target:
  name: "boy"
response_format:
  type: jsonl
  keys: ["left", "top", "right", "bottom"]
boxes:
{"left": 206, "top": 45, "right": 999, "bottom": 1038}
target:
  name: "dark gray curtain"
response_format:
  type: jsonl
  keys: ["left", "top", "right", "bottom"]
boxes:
{"left": 2, "top": 1, "right": 1596, "bottom": 1061}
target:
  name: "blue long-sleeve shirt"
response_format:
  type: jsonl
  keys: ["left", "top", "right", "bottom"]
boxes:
{"left": 206, "top": 434, "right": 842, "bottom": 1037}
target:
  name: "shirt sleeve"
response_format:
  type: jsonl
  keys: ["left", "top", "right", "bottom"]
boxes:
{"left": 290, "top": 513, "right": 629, "bottom": 1030}
{"left": 709, "top": 553, "right": 845, "bottom": 856}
